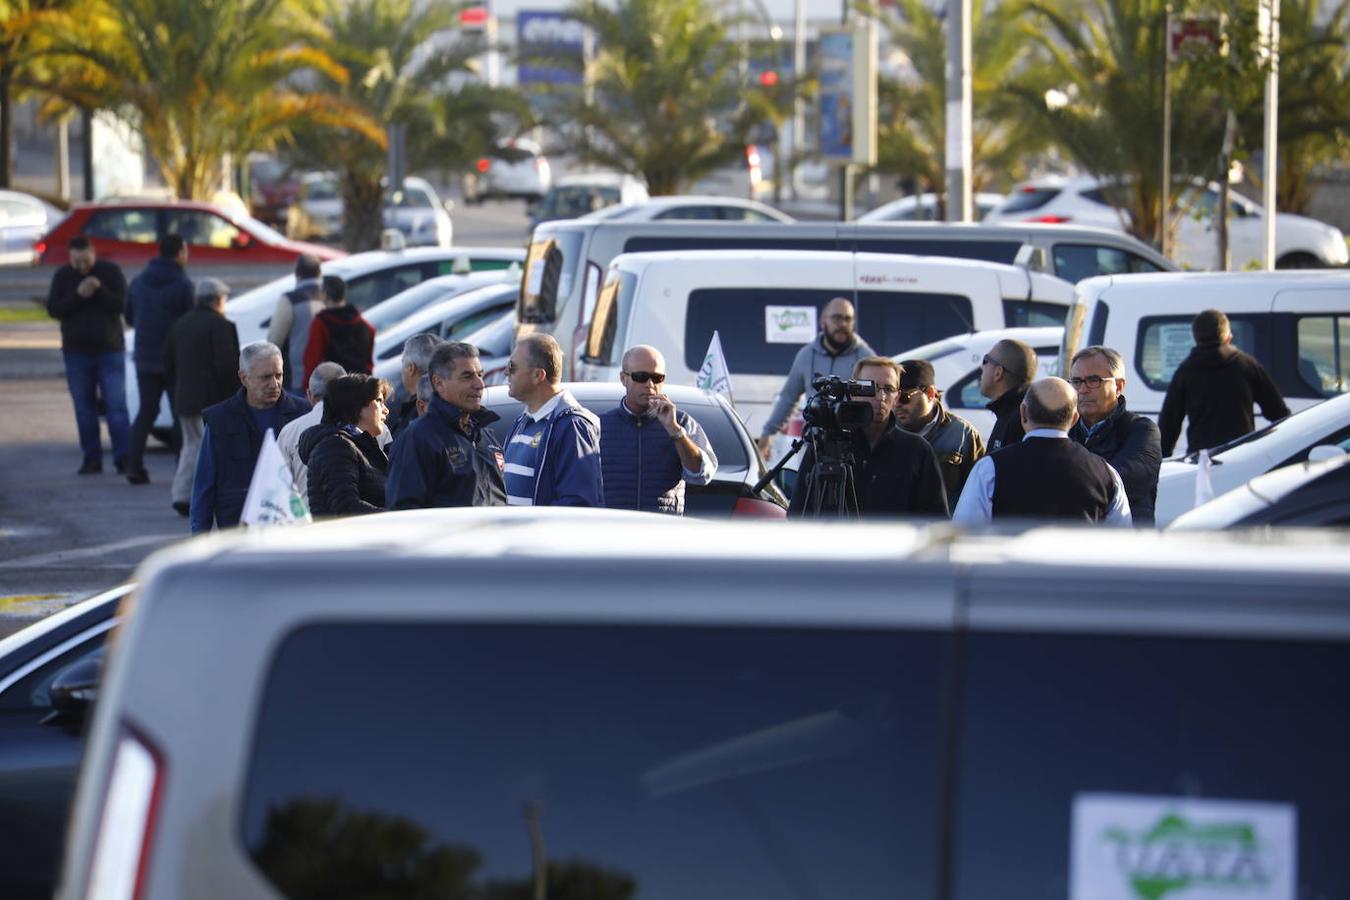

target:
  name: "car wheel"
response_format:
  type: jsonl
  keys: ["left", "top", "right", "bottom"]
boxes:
{"left": 1276, "top": 251, "right": 1322, "bottom": 269}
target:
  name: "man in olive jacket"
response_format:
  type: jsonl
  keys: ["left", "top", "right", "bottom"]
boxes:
{"left": 894, "top": 359, "right": 985, "bottom": 505}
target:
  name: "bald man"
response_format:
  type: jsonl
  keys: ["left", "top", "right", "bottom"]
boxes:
{"left": 952, "top": 377, "right": 1131, "bottom": 526}
{"left": 757, "top": 296, "right": 875, "bottom": 459}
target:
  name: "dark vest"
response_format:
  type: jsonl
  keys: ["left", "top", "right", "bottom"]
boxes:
{"left": 201, "top": 388, "right": 311, "bottom": 528}
{"left": 990, "top": 436, "right": 1116, "bottom": 522}
{"left": 599, "top": 405, "right": 690, "bottom": 514}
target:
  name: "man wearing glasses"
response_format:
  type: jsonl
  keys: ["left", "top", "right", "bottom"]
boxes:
{"left": 600, "top": 345, "right": 717, "bottom": 515}
{"left": 978, "top": 338, "right": 1039, "bottom": 452}
{"left": 894, "top": 359, "right": 986, "bottom": 503}
{"left": 1067, "top": 345, "right": 1161, "bottom": 526}
{"left": 502, "top": 334, "right": 604, "bottom": 507}
{"left": 758, "top": 297, "right": 875, "bottom": 460}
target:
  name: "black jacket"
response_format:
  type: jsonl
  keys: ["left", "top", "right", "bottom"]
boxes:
{"left": 385, "top": 393, "right": 507, "bottom": 510}
{"left": 1070, "top": 398, "right": 1162, "bottom": 526}
{"left": 200, "top": 388, "right": 312, "bottom": 529}
{"left": 124, "top": 257, "right": 193, "bottom": 373}
{"left": 299, "top": 423, "right": 388, "bottom": 516}
{"left": 985, "top": 385, "right": 1029, "bottom": 453}
{"left": 164, "top": 304, "right": 241, "bottom": 417}
{"left": 991, "top": 436, "right": 1118, "bottom": 522}
{"left": 789, "top": 415, "right": 949, "bottom": 518}
{"left": 46, "top": 259, "right": 128, "bottom": 354}
{"left": 1159, "top": 343, "right": 1290, "bottom": 455}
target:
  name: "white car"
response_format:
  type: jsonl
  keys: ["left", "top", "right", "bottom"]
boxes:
{"left": 364, "top": 268, "right": 520, "bottom": 333}
{"left": 0, "top": 189, "right": 64, "bottom": 265}
{"left": 582, "top": 195, "right": 795, "bottom": 223}
{"left": 1168, "top": 451, "right": 1350, "bottom": 530}
{"left": 859, "top": 192, "right": 1005, "bottom": 223}
{"left": 287, "top": 174, "right": 453, "bottom": 248}
{"left": 1154, "top": 392, "right": 1350, "bottom": 527}
{"left": 983, "top": 174, "right": 1349, "bottom": 271}
{"left": 370, "top": 282, "right": 519, "bottom": 384}
{"left": 466, "top": 138, "right": 551, "bottom": 203}
{"left": 529, "top": 173, "right": 649, "bottom": 228}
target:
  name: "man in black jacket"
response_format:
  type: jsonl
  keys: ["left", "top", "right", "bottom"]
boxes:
{"left": 164, "top": 278, "right": 240, "bottom": 516}
{"left": 789, "top": 357, "right": 948, "bottom": 518}
{"left": 46, "top": 236, "right": 131, "bottom": 475}
{"left": 1068, "top": 345, "right": 1162, "bottom": 526}
{"left": 979, "top": 338, "right": 1038, "bottom": 453}
{"left": 1159, "top": 309, "right": 1290, "bottom": 455}
{"left": 124, "top": 233, "right": 194, "bottom": 484}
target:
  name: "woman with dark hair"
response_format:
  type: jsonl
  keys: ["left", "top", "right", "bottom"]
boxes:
{"left": 298, "top": 374, "right": 390, "bottom": 515}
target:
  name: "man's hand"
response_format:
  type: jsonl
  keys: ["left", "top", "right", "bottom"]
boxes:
{"left": 76, "top": 276, "right": 100, "bottom": 298}
{"left": 650, "top": 395, "right": 680, "bottom": 435}
{"left": 756, "top": 434, "right": 774, "bottom": 460}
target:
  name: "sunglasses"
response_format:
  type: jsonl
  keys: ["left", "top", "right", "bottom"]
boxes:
{"left": 623, "top": 370, "right": 666, "bottom": 384}
{"left": 1068, "top": 375, "right": 1113, "bottom": 389}
{"left": 897, "top": 388, "right": 925, "bottom": 404}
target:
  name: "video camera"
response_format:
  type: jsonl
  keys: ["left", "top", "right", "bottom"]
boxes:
{"left": 802, "top": 375, "right": 876, "bottom": 434}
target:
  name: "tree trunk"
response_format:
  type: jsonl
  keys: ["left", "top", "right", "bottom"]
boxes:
{"left": 342, "top": 169, "right": 385, "bottom": 252}
{"left": 0, "top": 64, "right": 13, "bottom": 189}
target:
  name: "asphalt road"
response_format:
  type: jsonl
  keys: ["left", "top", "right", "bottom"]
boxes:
{"left": 0, "top": 200, "right": 532, "bottom": 636}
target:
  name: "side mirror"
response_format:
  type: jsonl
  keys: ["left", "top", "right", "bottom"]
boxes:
{"left": 48, "top": 655, "right": 101, "bottom": 718}
{"left": 1307, "top": 444, "right": 1347, "bottom": 463}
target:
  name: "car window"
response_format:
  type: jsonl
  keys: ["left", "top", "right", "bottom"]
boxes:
{"left": 164, "top": 210, "right": 241, "bottom": 249}
{"left": 346, "top": 264, "right": 430, "bottom": 312}
{"left": 853, "top": 238, "right": 1021, "bottom": 265}
{"left": 583, "top": 269, "right": 637, "bottom": 365}
{"left": 1136, "top": 315, "right": 1263, "bottom": 390}
{"left": 1295, "top": 316, "right": 1349, "bottom": 397}
{"left": 1002, "top": 300, "right": 1067, "bottom": 328}
{"left": 950, "top": 353, "right": 1057, "bottom": 411}
{"left": 81, "top": 208, "right": 157, "bottom": 243}
{"left": 1052, "top": 244, "right": 1160, "bottom": 284}
{"left": 654, "top": 205, "right": 722, "bottom": 220}
{"left": 953, "top": 632, "right": 1350, "bottom": 900}
{"left": 626, "top": 235, "right": 840, "bottom": 254}
{"left": 725, "top": 207, "right": 779, "bottom": 222}
{"left": 998, "top": 187, "right": 1061, "bottom": 214}
{"left": 520, "top": 228, "right": 583, "bottom": 324}
{"left": 443, "top": 303, "right": 512, "bottom": 341}
{"left": 303, "top": 179, "right": 339, "bottom": 202}
{"left": 0, "top": 634, "right": 107, "bottom": 711}
{"left": 683, "top": 288, "right": 974, "bottom": 375}
{"left": 242, "top": 623, "right": 945, "bottom": 900}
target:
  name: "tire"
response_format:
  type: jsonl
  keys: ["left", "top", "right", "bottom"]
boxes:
{"left": 1276, "top": 252, "right": 1322, "bottom": 269}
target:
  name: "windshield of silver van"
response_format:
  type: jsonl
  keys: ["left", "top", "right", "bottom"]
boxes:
{"left": 520, "top": 225, "right": 585, "bottom": 323}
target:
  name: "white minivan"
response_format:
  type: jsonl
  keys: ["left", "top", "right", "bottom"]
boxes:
{"left": 1061, "top": 270, "right": 1350, "bottom": 454}
{"left": 577, "top": 250, "right": 1075, "bottom": 438}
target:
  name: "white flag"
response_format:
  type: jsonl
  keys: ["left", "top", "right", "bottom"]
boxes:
{"left": 1194, "top": 448, "right": 1215, "bottom": 508}
{"left": 240, "top": 429, "right": 312, "bottom": 528}
{"left": 696, "top": 330, "right": 734, "bottom": 402}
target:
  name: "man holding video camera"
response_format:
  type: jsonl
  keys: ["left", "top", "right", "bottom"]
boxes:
{"left": 788, "top": 357, "right": 948, "bottom": 518}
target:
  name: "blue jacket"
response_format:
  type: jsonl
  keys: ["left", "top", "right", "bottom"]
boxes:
{"left": 599, "top": 402, "right": 717, "bottom": 515}
{"left": 124, "top": 257, "right": 193, "bottom": 373}
{"left": 504, "top": 390, "right": 604, "bottom": 507}
{"left": 385, "top": 393, "right": 507, "bottom": 509}
{"left": 1069, "top": 397, "right": 1161, "bottom": 527}
{"left": 192, "top": 388, "right": 311, "bottom": 532}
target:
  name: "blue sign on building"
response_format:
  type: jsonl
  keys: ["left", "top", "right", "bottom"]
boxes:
{"left": 517, "top": 10, "right": 585, "bottom": 86}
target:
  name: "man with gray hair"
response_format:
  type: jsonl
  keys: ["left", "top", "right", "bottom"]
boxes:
{"left": 389, "top": 332, "right": 442, "bottom": 438}
{"left": 953, "top": 377, "right": 1131, "bottom": 525}
{"left": 503, "top": 333, "right": 603, "bottom": 507}
{"left": 385, "top": 341, "right": 506, "bottom": 509}
{"left": 1068, "top": 345, "right": 1161, "bottom": 526}
{"left": 163, "top": 277, "right": 240, "bottom": 516}
{"left": 276, "top": 361, "right": 346, "bottom": 505}
{"left": 190, "top": 340, "right": 311, "bottom": 532}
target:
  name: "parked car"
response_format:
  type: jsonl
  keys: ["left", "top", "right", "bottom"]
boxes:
{"left": 370, "top": 282, "right": 520, "bottom": 374}
{"left": 0, "top": 189, "right": 64, "bottom": 266}
{"left": 287, "top": 174, "right": 453, "bottom": 248}
{"left": 518, "top": 218, "right": 1175, "bottom": 377}
{"left": 984, "top": 174, "right": 1350, "bottom": 270}
{"left": 859, "top": 192, "right": 1005, "bottom": 223}
{"left": 1169, "top": 450, "right": 1350, "bottom": 529}
{"left": 1060, "top": 269, "right": 1350, "bottom": 456}
{"left": 53, "top": 513, "right": 1350, "bottom": 900}
{"left": 582, "top": 195, "right": 795, "bottom": 223}
{"left": 363, "top": 268, "right": 521, "bottom": 334}
{"left": 528, "top": 172, "right": 649, "bottom": 229}
{"left": 0, "top": 584, "right": 131, "bottom": 900}
{"left": 36, "top": 198, "right": 341, "bottom": 270}
{"left": 464, "top": 137, "right": 551, "bottom": 203}
{"left": 1153, "top": 392, "right": 1350, "bottom": 526}
{"left": 576, "top": 249, "right": 1074, "bottom": 441}
{"left": 245, "top": 154, "right": 300, "bottom": 228}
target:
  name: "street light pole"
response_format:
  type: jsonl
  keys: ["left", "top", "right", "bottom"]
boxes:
{"left": 1161, "top": 3, "right": 1172, "bottom": 258}
{"left": 943, "top": 0, "right": 972, "bottom": 223}
{"left": 1260, "top": 0, "right": 1280, "bottom": 270}
{"left": 793, "top": 0, "right": 806, "bottom": 201}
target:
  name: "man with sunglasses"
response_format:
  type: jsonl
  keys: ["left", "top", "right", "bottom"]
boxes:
{"left": 978, "top": 338, "right": 1038, "bottom": 452}
{"left": 894, "top": 359, "right": 986, "bottom": 503}
{"left": 502, "top": 334, "right": 604, "bottom": 507}
{"left": 1067, "top": 345, "right": 1161, "bottom": 526}
{"left": 599, "top": 345, "right": 717, "bottom": 515}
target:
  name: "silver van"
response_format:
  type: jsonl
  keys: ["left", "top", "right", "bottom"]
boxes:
{"left": 56, "top": 510, "right": 1350, "bottom": 900}
{"left": 518, "top": 219, "right": 1176, "bottom": 376}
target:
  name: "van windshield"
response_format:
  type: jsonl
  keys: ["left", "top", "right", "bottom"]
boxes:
{"left": 584, "top": 269, "right": 637, "bottom": 365}
{"left": 520, "top": 226, "right": 584, "bottom": 323}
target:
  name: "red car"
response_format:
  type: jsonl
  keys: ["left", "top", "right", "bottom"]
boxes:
{"left": 36, "top": 199, "right": 342, "bottom": 268}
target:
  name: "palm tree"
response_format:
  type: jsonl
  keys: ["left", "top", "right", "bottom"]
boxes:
{"left": 0, "top": 0, "right": 85, "bottom": 187}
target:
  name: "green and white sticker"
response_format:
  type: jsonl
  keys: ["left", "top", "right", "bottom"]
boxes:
{"left": 1071, "top": 793, "right": 1296, "bottom": 900}
{"left": 764, "top": 305, "right": 817, "bottom": 344}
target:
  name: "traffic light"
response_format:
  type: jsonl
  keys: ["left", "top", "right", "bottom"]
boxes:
{"left": 758, "top": 70, "right": 779, "bottom": 88}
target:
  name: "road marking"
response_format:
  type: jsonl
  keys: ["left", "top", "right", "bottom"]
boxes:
{"left": 0, "top": 533, "right": 181, "bottom": 569}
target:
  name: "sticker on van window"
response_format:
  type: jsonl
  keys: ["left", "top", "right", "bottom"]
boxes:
{"left": 1159, "top": 324, "right": 1195, "bottom": 380}
{"left": 765, "top": 306, "right": 817, "bottom": 344}
{"left": 1070, "top": 793, "right": 1296, "bottom": 900}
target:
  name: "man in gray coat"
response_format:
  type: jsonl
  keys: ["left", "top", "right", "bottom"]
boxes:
{"left": 757, "top": 296, "right": 875, "bottom": 459}
{"left": 267, "top": 253, "right": 323, "bottom": 394}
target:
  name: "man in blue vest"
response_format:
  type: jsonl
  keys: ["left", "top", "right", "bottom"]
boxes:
{"left": 600, "top": 345, "right": 717, "bottom": 515}
{"left": 190, "top": 341, "right": 311, "bottom": 532}
{"left": 503, "top": 334, "right": 603, "bottom": 507}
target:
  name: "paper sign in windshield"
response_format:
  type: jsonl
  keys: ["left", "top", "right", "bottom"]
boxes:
{"left": 1158, "top": 324, "right": 1195, "bottom": 380}
{"left": 1071, "top": 793, "right": 1296, "bottom": 900}
{"left": 765, "top": 306, "right": 817, "bottom": 344}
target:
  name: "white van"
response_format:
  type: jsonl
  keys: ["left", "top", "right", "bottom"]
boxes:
{"left": 577, "top": 250, "right": 1074, "bottom": 438}
{"left": 1061, "top": 270, "right": 1350, "bottom": 454}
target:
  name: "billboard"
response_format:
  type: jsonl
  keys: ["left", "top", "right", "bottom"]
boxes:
{"left": 517, "top": 10, "right": 585, "bottom": 86}
{"left": 817, "top": 23, "right": 876, "bottom": 166}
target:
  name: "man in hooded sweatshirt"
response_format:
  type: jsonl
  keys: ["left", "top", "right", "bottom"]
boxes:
{"left": 123, "top": 233, "right": 194, "bottom": 484}
{"left": 1159, "top": 308, "right": 1290, "bottom": 456}
{"left": 302, "top": 274, "right": 375, "bottom": 389}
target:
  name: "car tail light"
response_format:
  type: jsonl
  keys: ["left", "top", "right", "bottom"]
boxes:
{"left": 1025, "top": 215, "right": 1072, "bottom": 223}
{"left": 733, "top": 496, "right": 787, "bottom": 518}
{"left": 475, "top": 157, "right": 491, "bottom": 173}
{"left": 35, "top": 240, "right": 47, "bottom": 261}
{"left": 84, "top": 727, "right": 165, "bottom": 900}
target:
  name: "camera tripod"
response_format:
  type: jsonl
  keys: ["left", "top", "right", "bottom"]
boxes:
{"left": 753, "top": 429, "right": 862, "bottom": 518}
